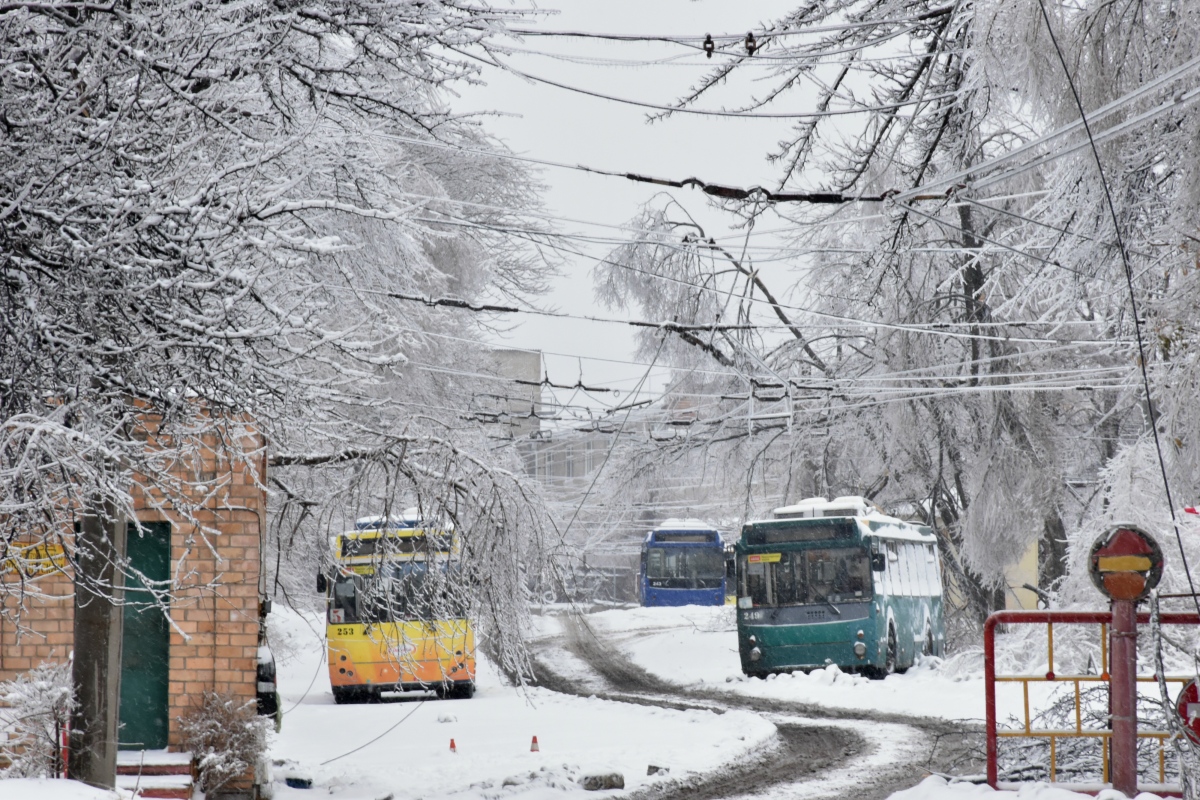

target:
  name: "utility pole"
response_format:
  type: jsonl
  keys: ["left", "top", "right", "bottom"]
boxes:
{"left": 1087, "top": 525, "right": 1164, "bottom": 796}
{"left": 68, "top": 500, "right": 126, "bottom": 788}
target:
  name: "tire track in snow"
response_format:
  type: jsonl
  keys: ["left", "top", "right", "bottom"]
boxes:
{"left": 532, "top": 613, "right": 979, "bottom": 800}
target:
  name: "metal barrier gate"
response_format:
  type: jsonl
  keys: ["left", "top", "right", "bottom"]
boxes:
{"left": 984, "top": 609, "right": 1200, "bottom": 793}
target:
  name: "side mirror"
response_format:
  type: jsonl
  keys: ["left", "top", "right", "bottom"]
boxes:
{"left": 870, "top": 553, "right": 886, "bottom": 572}
{"left": 316, "top": 573, "right": 328, "bottom": 593}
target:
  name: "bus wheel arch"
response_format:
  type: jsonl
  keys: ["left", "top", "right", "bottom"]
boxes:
{"left": 865, "top": 622, "right": 898, "bottom": 680}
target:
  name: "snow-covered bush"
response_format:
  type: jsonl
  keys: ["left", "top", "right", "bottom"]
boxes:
{"left": 178, "top": 692, "right": 270, "bottom": 795}
{"left": 0, "top": 662, "right": 74, "bottom": 778}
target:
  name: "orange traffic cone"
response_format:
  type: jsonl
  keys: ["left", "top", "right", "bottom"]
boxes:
{"left": 530, "top": 735, "right": 540, "bottom": 752}
{"left": 450, "top": 739, "right": 457, "bottom": 753}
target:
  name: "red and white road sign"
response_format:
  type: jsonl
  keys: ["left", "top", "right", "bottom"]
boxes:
{"left": 1087, "top": 525, "right": 1164, "bottom": 601}
{"left": 1178, "top": 679, "right": 1200, "bottom": 743}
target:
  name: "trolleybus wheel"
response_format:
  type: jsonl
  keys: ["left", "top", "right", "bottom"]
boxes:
{"left": 333, "top": 686, "right": 364, "bottom": 704}
{"left": 451, "top": 681, "right": 475, "bottom": 700}
{"left": 868, "top": 626, "right": 898, "bottom": 680}
{"left": 891, "top": 626, "right": 908, "bottom": 675}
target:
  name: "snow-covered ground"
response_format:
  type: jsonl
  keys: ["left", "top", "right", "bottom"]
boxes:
{"left": 261, "top": 605, "right": 1177, "bottom": 800}
{"left": 568, "top": 605, "right": 1170, "bottom": 728}
{"left": 267, "top": 608, "right": 775, "bottom": 800}
{"left": 569, "top": 605, "right": 987, "bottom": 721}
{"left": 0, "top": 779, "right": 129, "bottom": 799}
{"left": 893, "top": 776, "right": 1146, "bottom": 800}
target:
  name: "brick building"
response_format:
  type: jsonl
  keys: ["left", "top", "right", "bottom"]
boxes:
{"left": 0, "top": 410, "right": 267, "bottom": 797}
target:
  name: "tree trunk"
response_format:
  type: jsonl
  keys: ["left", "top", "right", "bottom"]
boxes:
{"left": 1039, "top": 511, "right": 1068, "bottom": 592}
{"left": 68, "top": 500, "right": 126, "bottom": 788}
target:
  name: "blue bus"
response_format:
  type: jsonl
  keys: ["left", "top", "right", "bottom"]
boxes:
{"left": 735, "top": 496, "right": 944, "bottom": 678}
{"left": 639, "top": 520, "right": 727, "bottom": 607}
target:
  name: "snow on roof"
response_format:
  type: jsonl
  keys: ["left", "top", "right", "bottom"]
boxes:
{"left": 772, "top": 495, "right": 874, "bottom": 517}
{"left": 654, "top": 518, "right": 717, "bottom": 531}
{"left": 354, "top": 507, "right": 426, "bottom": 529}
{"left": 756, "top": 496, "right": 935, "bottom": 542}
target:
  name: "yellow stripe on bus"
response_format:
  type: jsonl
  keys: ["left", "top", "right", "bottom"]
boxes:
{"left": 1097, "top": 555, "right": 1152, "bottom": 572}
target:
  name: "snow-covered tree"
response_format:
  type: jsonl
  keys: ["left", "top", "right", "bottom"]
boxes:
{"left": 597, "top": 0, "right": 1200, "bottom": 624}
{"left": 0, "top": 0, "right": 560, "bottom": 774}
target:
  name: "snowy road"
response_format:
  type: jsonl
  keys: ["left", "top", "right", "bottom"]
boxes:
{"left": 267, "top": 605, "right": 982, "bottom": 800}
{"left": 531, "top": 612, "right": 979, "bottom": 800}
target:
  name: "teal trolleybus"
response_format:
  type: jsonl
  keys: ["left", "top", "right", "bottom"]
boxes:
{"left": 735, "top": 496, "right": 944, "bottom": 678}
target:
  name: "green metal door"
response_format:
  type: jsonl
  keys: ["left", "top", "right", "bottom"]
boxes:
{"left": 119, "top": 521, "right": 171, "bottom": 750}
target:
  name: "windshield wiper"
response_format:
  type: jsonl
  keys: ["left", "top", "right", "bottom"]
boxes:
{"left": 814, "top": 593, "right": 841, "bottom": 615}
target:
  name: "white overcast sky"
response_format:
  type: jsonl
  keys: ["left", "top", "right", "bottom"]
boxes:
{"left": 454, "top": 0, "right": 806, "bottom": 423}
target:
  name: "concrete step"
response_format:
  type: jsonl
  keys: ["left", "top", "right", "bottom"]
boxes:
{"left": 116, "top": 749, "right": 194, "bottom": 777}
{"left": 116, "top": 772, "right": 193, "bottom": 799}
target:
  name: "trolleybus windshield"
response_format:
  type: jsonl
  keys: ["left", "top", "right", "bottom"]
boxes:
{"left": 741, "top": 547, "right": 872, "bottom": 607}
{"left": 331, "top": 564, "right": 466, "bottom": 623}
{"left": 645, "top": 547, "right": 725, "bottom": 588}
{"left": 340, "top": 533, "right": 451, "bottom": 558}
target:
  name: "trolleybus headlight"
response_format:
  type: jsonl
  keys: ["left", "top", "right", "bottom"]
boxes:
{"left": 748, "top": 635, "right": 756, "bottom": 645}
{"left": 749, "top": 646, "right": 762, "bottom": 662}
{"left": 853, "top": 642, "right": 867, "bottom": 659}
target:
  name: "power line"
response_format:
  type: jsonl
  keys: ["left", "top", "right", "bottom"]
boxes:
{"left": 402, "top": 220, "right": 1143, "bottom": 347}
{"left": 504, "top": 6, "right": 956, "bottom": 44}
{"left": 468, "top": 47, "right": 965, "bottom": 121}
{"left": 320, "top": 700, "right": 427, "bottom": 765}
{"left": 895, "top": 52, "right": 1200, "bottom": 201}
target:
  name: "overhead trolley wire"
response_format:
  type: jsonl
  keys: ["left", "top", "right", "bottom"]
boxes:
{"left": 504, "top": 6, "right": 957, "bottom": 44}
{"left": 464, "top": 47, "right": 965, "bottom": 122}
{"left": 381, "top": 221, "right": 1143, "bottom": 347}
{"left": 498, "top": 41, "right": 965, "bottom": 68}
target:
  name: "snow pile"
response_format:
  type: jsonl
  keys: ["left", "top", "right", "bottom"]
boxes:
{"left": 891, "top": 775, "right": 1169, "bottom": 800}
{"left": 594, "top": 605, "right": 985, "bottom": 720}
{"left": 0, "top": 780, "right": 129, "bottom": 800}
{"left": 0, "top": 661, "right": 74, "bottom": 778}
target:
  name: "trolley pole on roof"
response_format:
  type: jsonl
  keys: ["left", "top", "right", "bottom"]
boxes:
{"left": 1086, "top": 525, "right": 1165, "bottom": 796}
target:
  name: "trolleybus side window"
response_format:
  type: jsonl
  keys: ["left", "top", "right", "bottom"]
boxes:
{"left": 920, "top": 544, "right": 935, "bottom": 595}
{"left": 907, "top": 543, "right": 920, "bottom": 596}
{"left": 918, "top": 544, "right": 931, "bottom": 594}
{"left": 927, "top": 544, "right": 942, "bottom": 595}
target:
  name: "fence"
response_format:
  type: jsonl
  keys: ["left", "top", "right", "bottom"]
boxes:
{"left": 984, "top": 610, "right": 1200, "bottom": 793}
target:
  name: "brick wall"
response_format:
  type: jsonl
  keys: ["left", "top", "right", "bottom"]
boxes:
{"left": 0, "top": 410, "right": 266, "bottom": 787}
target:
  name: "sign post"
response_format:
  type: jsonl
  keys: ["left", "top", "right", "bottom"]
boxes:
{"left": 1087, "top": 525, "right": 1164, "bottom": 795}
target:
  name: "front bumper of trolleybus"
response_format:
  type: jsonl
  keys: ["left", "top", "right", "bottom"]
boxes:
{"left": 327, "top": 619, "right": 475, "bottom": 692}
{"left": 737, "top": 601, "right": 878, "bottom": 674}
{"left": 643, "top": 586, "right": 726, "bottom": 607}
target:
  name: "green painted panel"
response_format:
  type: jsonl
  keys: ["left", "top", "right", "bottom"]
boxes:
{"left": 119, "top": 522, "right": 171, "bottom": 750}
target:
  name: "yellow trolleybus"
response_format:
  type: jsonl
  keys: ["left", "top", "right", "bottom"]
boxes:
{"left": 317, "top": 513, "right": 475, "bottom": 703}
